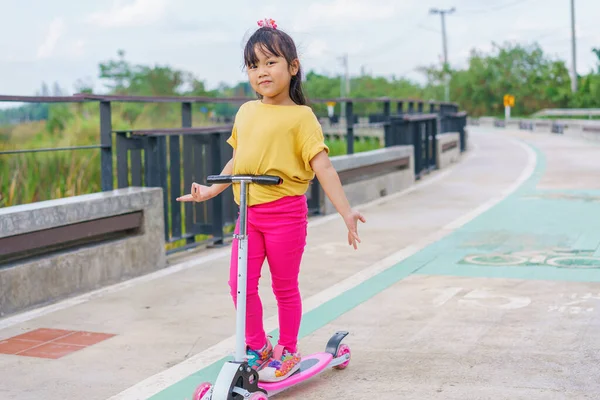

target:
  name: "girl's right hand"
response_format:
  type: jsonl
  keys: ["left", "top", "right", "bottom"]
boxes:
{"left": 176, "top": 182, "right": 214, "bottom": 203}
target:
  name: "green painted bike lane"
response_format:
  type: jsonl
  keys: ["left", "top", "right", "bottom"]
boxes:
{"left": 415, "top": 143, "right": 600, "bottom": 281}
{"left": 150, "top": 140, "right": 600, "bottom": 399}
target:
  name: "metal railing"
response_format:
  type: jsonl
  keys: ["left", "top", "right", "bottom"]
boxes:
{"left": 114, "top": 123, "right": 236, "bottom": 252}
{"left": 1, "top": 94, "right": 466, "bottom": 253}
{"left": 387, "top": 113, "right": 439, "bottom": 179}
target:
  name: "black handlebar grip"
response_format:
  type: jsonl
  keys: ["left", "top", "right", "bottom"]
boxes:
{"left": 206, "top": 175, "right": 283, "bottom": 185}
{"left": 253, "top": 175, "right": 283, "bottom": 185}
{"left": 206, "top": 175, "right": 233, "bottom": 184}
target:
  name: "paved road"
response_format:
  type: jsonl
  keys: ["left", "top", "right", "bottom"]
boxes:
{"left": 1, "top": 126, "right": 599, "bottom": 399}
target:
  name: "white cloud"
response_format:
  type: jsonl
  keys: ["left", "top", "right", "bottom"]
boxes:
{"left": 36, "top": 17, "right": 65, "bottom": 59}
{"left": 292, "top": 0, "right": 408, "bottom": 31}
{"left": 70, "top": 39, "right": 86, "bottom": 58}
{"left": 301, "top": 38, "right": 329, "bottom": 59}
{"left": 310, "top": 0, "right": 392, "bottom": 19}
{"left": 5, "top": 0, "right": 600, "bottom": 97}
{"left": 86, "top": 0, "right": 168, "bottom": 28}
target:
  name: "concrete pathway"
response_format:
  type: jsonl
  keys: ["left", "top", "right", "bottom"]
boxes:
{"left": 1, "top": 126, "right": 599, "bottom": 399}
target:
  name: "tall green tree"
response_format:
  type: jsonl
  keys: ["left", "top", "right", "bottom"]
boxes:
{"left": 569, "top": 48, "right": 600, "bottom": 109}
{"left": 444, "top": 42, "right": 572, "bottom": 117}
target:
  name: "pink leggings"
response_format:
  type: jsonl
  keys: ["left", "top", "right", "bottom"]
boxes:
{"left": 229, "top": 195, "right": 308, "bottom": 353}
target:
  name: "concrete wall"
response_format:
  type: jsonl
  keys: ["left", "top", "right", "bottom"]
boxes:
{"left": 320, "top": 145, "right": 414, "bottom": 214}
{"left": 561, "top": 122, "right": 600, "bottom": 143}
{"left": 0, "top": 187, "right": 166, "bottom": 316}
{"left": 436, "top": 132, "right": 461, "bottom": 169}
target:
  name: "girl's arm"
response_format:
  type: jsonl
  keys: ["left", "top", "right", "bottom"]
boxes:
{"left": 309, "top": 150, "right": 366, "bottom": 249}
{"left": 207, "top": 153, "right": 235, "bottom": 197}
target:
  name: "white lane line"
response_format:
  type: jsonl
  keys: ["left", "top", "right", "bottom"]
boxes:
{"left": 0, "top": 143, "right": 477, "bottom": 331}
{"left": 107, "top": 137, "right": 536, "bottom": 400}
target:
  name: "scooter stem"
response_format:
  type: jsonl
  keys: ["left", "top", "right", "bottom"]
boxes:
{"left": 234, "top": 180, "right": 249, "bottom": 362}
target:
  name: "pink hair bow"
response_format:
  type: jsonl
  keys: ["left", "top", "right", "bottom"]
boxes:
{"left": 257, "top": 18, "right": 277, "bottom": 29}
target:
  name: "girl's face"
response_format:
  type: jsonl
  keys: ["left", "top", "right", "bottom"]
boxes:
{"left": 247, "top": 44, "right": 299, "bottom": 105}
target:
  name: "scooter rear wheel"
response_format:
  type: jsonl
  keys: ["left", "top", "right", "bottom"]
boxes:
{"left": 334, "top": 344, "right": 351, "bottom": 370}
{"left": 193, "top": 382, "right": 212, "bottom": 400}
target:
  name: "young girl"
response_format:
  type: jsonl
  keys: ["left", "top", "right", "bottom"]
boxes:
{"left": 177, "top": 18, "right": 365, "bottom": 382}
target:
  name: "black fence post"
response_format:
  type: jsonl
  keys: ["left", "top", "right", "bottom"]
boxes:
{"left": 442, "top": 105, "right": 450, "bottom": 133}
{"left": 459, "top": 113, "right": 467, "bottom": 152}
{"left": 210, "top": 132, "right": 224, "bottom": 246}
{"left": 307, "top": 176, "right": 321, "bottom": 215}
{"left": 143, "top": 137, "right": 159, "bottom": 188}
{"left": 157, "top": 136, "right": 169, "bottom": 241}
{"left": 169, "top": 131, "right": 182, "bottom": 241}
{"left": 219, "top": 130, "right": 236, "bottom": 225}
{"left": 383, "top": 100, "right": 391, "bottom": 148}
{"left": 423, "top": 121, "right": 431, "bottom": 171}
{"left": 386, "top": 117, "right": 396, "bottom": 148}
{"left": 430, "top": 103, "right": 442, "bottom": 160}
{"left": 383, "top": 100, "right": 390, "bottom": 117}
{"left": 142, "top": 134, "right": 169, "bottom": 241}
{"left": 116, "top": 131, "right": 129, "bottom": 188}
{"left": 431, "top": 116, "right": 438, "bottom": 169}
{"left": 399, "top": 117, "right": 411, "bottom": 146}
{"left": 346, "top": 101, "right": 354, "bottom": 155}
{"left": 397, "top": 101, "right": 404, "bottom": 114}
{"left": 412, "top": 121, "right": 422, "bottom": 179}
{"left": 181, "top": 102, "right": 195, "bottom": 246}
{"left": 99, "top": 101, "right": 113, "bottom": 191}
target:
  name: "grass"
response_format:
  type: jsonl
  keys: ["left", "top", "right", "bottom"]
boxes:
{"left": 0, "top": 115, "right": 103, "bottom": 207}
{"left": 326, "top": 137, "right": 381, "bottom": 156}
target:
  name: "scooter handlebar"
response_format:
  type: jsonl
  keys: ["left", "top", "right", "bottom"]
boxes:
{"left": 206, "top": 174, "right": 283, "bottom": 186}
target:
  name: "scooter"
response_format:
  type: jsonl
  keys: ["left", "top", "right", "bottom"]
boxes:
{"left": 193, "top": 174, "right": 351, "bottom": 400}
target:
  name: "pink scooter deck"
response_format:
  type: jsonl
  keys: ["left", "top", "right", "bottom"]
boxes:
{"left": 258, "top": 352, "right": 333, "bottom": 393}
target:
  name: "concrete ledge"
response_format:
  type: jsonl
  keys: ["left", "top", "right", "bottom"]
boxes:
{"left": 0, "top": 187, "right": 165, "bottom": 238}
{"left": 0, "top": 187, "right": 166, "bottom": 317}
{"left": 320, "top": 145, "right": 415, "bottom": 214}
{"left": 331, "top": 145, "right": 413, "bottom": 171}
{"left": 436, "top": 132, "right": 461, "bottom": 169}
{"left": 469, "top": 116, "right": 600, "bottom": 142}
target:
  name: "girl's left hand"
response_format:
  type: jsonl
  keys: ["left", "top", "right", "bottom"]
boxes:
{"left": 343, "top": 209, "right": 366, "bottom": 249}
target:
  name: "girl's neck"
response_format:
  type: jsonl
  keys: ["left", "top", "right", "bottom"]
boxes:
{"left": 260, "top": 88, "right": 296, "bottom": 106}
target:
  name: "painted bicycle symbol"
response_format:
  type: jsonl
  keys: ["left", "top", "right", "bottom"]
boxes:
{"left": 462, "top": 248, "right": 600, "bottom": 269}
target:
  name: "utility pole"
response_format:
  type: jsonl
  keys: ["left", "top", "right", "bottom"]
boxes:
{"left": 430, "top": 7, "right": 455, "bottom": 102}
{"left": 570, "top": 0, "right": 577, "bottom": 93}
{"left": 338, "top": 53, "right": 349, "bottom": 119}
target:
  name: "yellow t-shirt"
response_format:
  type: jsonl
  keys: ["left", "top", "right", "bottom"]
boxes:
{"left": 226, "top": 100, "right": 329, "bottom": 206}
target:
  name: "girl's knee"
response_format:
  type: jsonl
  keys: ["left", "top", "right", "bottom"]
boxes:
{"left": 272, "top": 282, "right": 300, "bottom": 301}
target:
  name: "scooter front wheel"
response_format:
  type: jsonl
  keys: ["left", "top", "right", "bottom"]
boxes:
{"left": 193, "top": 382, "right": 212, "bottom": 400}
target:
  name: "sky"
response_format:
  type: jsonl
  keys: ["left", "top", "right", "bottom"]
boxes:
{"left": 1, "top": 0, "right": 599, "bottom": 107}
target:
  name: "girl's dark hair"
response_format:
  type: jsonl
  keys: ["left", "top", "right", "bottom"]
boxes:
{"left": 244, "top": 27, "right": 308, "bottom": 105}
